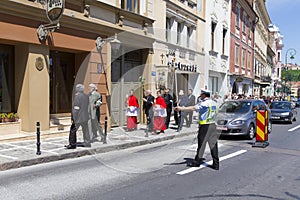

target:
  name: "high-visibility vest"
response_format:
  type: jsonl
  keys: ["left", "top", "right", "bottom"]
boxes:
{"left": 199, "top": 99, "right": 217, "bottom": 125}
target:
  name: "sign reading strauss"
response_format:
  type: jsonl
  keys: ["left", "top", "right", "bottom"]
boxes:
{"left": 46, "top": 0, "right": 65, "bottom": 23}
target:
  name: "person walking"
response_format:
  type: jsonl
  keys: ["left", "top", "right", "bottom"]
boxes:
{"left": 126, "top": 89, "right": 139, "bottom": 131}
{"left": 176, "top": 89, "right": 219, "bottom": 170}
{"left": 163, "top": 88, "right": 173, "bottom": 129}
{"left": 88, "top": 83, "right": 104, "bottom": 142}
{"left": 153, "top": 91, "right": 167, "bottom": 134}
{"left": 186, "top": 89, "right": 196, "bottom": 127}
{"left": 177, "top": 90, "right": 187, "bottom": 132}
{"left": 66, "top": 84, "right": 91, "bottom": 148}
{"left": 143, "top": 90, "right": 155, "bottom": 133}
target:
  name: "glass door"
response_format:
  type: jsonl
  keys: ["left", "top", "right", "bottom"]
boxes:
{"left": 50, "top": 51, "right": 75, "bottom": 113}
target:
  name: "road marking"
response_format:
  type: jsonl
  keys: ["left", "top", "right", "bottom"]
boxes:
{"left": 0, "top": 154, "right": 18, "bottom": 160}
{"left": 176, "top": 149, "right": 247, "bottom": 175}
{"left": 288, "top": 125, "right": 300, "bottom": 132}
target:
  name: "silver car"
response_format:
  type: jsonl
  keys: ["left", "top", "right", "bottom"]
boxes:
{"left": 215, "top": 100, "right": 272, "bottom": 139}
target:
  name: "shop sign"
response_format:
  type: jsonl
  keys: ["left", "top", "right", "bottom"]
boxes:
{"left": 167, "top": 61, "right": 197, "bottom": 73}
{"left": 46, "top": 0, "right": 65, "bottom": 23}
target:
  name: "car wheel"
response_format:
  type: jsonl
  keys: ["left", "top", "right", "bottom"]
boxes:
{"left": 247, "top": 123, "right": 255, "bottom": 140}
{"left": 268, "top": 120, "right": 272, "bottom": 134}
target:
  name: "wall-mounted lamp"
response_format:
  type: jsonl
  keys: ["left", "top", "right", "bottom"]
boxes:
{"left": 96, "top": 33, "right": 121, "bottom": 52}
{"left": 37, "top": 23, "right": 60, "bottom": 41}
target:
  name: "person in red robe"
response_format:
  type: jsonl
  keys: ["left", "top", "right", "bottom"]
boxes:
{"left": 126, "top": 90, "right": 139, "bottom": 131}
{"left": 153, "top": 91, "right": 167, "bottom": 134}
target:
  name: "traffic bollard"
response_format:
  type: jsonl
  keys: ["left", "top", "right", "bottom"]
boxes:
{"left": 103, "top": 117, "right": 107, "bottom": 144}
{"left": 145, "top": 116, "right": 149, "bottom": 137}
{"left": 36, "top": 122, "right": 41, "bottom": 155}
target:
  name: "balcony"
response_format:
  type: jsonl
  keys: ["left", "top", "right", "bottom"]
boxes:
{"left": 261, "top": 76, "right": 272, "bottom": 83}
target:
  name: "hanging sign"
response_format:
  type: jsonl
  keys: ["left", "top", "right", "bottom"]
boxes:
{"left": 46, "top": 0, "right": 65, "bottom": 23}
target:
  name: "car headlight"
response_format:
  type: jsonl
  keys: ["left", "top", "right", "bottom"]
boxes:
{"left": 281, "top": 112, "right": 290, "bottom": 116}
{"left": 230, "top": 120, "right": 244, "bottom": 125}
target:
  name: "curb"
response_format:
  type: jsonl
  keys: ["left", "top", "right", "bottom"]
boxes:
{"left": 0, "top": 130, "right": 197, "bottom": 171}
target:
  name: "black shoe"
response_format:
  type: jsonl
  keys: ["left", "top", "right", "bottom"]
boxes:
{"left": 187, "top": 160, "right": 201, "bottom": 167}
{"left": 65, "top": 144, "right": 76, "bottom": 149}
{"left": 92, "top": 138, "right": 99, "bottom": 143}
{"left": 210, "top": 164, "right": 219, "bottom": 170}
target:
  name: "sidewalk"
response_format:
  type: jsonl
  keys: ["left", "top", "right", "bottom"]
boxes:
{"left": 0, "top": 123, "right": 198, "bottom": 171}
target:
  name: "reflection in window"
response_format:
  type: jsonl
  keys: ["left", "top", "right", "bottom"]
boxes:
{"left": 121, "top": 0, "right": 139, "bottom": 13}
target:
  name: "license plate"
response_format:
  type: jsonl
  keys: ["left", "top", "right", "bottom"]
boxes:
{"left": 271, "top": 116, "right": 280, "bottom": 119}
{"left": 216, "top": 126, "right": 228, "bottom": 131}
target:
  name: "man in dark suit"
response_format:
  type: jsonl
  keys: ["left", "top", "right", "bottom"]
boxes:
{"left": 186, "top": 89, "right": 196, "bottom": 127}
{"left": 163, "top": 88, "right": 173, "bottom": 129}
{"left": 143, "top": 90, "right": 154, "bottom": 133}
{"left": 66, "top": 84, "right": 91, "bottom": 149}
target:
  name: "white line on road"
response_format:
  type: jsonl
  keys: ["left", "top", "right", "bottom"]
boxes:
{"left": 288, "top": 125, "right": 300, "bottom": 132}
{"left": 0, "top": 154, "right": 18, "bottom": 160}
{"left": 176, "top": 149, "right": 247, "bottom": 175}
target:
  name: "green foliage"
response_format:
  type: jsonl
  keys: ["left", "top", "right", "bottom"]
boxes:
{"left": 0, "top": 113, "right": 7, "bottom": 119}
{"left": 281, "top": 70, "right": 300, "bottom": 82}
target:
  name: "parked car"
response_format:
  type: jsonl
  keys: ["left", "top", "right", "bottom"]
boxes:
{"left": 295, "top": 99, "right": 300, "bottom": 107}
{"left": 215, "top": 100, "right": 272, "bottom": 139}
{"left": 269, "top": 101, "right": 297, "bottom": 123}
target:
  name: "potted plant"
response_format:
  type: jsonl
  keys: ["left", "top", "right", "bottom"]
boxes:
{"left": 7, "top": 113, "right": 15, "bottom": 122}
{"left": 0, "top": 113, "right": 9, "bottom": 123}
{"left": 14, "top": 113, "right": 19, "bottom": 122}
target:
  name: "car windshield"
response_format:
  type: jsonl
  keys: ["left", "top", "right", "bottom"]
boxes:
{"left": 270, "top": 102, "right": 291, "bottom": 110}
{"left": 218, "top": 101, "right": 251, "bottom": 114}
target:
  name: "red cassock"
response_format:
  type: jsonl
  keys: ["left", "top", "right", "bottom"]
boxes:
{"left": 127, "top": 95, "right": 139, "bottom": 130}
{"left": 153, "top": 96, "right": 167, "bottom": 131}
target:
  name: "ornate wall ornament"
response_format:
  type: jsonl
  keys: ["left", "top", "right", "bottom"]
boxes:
{"left": 35, "top": 57, "right": 44, "bottom": 71}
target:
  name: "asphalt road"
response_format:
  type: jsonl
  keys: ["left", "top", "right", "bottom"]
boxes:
{"left": 0, "top": 109, "right": 300, "bottom": 200}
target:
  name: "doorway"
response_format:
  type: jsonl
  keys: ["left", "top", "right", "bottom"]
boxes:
{"left": 49, "top": 51, "right": 75, "bottom": 114}
{"left": 0, "top": 44, "right": 14, "bottom": 113}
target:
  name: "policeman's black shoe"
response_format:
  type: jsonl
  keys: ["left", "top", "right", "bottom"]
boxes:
{"left": 210, "top": 164, "right": 219, "bottom": 170}
{"left": 65, "top": 144, "right": 76, "bottom": 149}
{"left": 187, "top": 160, "right": 201, "bottom": 167}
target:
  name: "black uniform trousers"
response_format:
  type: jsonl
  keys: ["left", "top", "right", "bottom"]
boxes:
{"left": 165, "top": 107, "right": 172, "bottom": 129}
{"left": 195, "top": 123, "right": 219, "bottom": 166}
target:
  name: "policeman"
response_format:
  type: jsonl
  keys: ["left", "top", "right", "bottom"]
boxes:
{"left": 176, "top": 89, "right": 219, "bottom": 170}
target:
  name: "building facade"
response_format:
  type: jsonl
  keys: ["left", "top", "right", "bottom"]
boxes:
{"left": 229, "top": 0, "right": 256, "bottom": 96}
{"left": 152, "top": 0, "right": 206, "bottom": 98}
{"left": 0, "top": 0, "right": 155, "bottom": 131}
{"left": 268, "top": 24, "right": 284, "bottom": 97}
{"left": 253, "top": 0, "right": 272, "bottom": 97}
{"left": 204, "top": 0, "right": 231, "bottom": 97}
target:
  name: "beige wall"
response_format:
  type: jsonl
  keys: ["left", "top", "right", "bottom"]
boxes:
{"left": 16, "top": 44, "right": 50, "bottom": 131}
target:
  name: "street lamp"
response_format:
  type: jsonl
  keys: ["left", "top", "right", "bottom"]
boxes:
{"left": 96, "top": 33, "right": 121, "bottom": 52}
{"left": 285, "top": 48, "right": 296, "bottom": 70}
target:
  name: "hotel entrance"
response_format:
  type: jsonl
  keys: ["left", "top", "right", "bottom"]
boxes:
{"left": 49, "top": 51, "right": 75, "bottom": 114}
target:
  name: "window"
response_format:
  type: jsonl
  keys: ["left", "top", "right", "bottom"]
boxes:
{"left": 277, "top": 52, "right": 281, "bottom": 62}
{"left": 177, "top": 22, "right": 182, "bottom": 45}
{"left": 242, "top": 14, "right": 246, "bottom": 33}
{"left": 235, "top": 45, "right": 239, "bottom": 65}
{"left": 236, "top": 5, "right": 240, "bottom": 28}
{"left": 248, "top": 52, "right": 251, "bottom": 70}
{"left": 166, "top": 17, "right": 171, "bottom": 42}
{"left": 187, "top": 26, "right": 192, "bottom": 48}
{"left": 211, "top": 22, "right": 217, "bottom": 51}
{"left": 248, "top": 20, "right": 252, "bottom": 38}
{"left": 222, "top": 28, "right": 227, "bottom": 55}
{"left": 209, "top": 76, "right": 218, "bottom": 95}
{"left": 242, "top": 49, "right": 246, "bottom": 67}
{"left": 121, "top": 0, "right": 139, "bottom": 13}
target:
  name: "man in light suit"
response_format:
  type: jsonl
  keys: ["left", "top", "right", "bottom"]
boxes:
{"left": 186, "top": 89, "right": 196, "bottom": 127}
{"left": 88, "top": 83, "right": 104, "bottom": 142}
